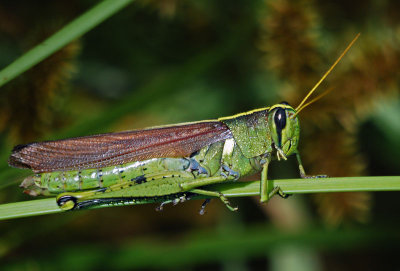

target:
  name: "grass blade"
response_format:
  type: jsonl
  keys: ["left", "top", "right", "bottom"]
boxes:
{"left": 0, "top": 0, "right": 134, "bottom": 88}
{"left": 0, "top": 176, "right": 399, "bottom": 221}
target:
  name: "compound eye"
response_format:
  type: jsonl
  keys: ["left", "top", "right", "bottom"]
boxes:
{"left": 274, "top": 108, "right": 286, "bottom": 130}
{"left": 280, "top": 101, "right": 290, "bottom": 106}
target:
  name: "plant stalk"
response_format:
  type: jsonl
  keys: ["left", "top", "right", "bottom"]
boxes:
{"left": 0, "top": 176, "right": 398, "bottom": 221}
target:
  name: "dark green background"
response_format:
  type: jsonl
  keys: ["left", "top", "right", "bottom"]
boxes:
{"left": 0, "top": 0, "right": 400, "bottom": 270}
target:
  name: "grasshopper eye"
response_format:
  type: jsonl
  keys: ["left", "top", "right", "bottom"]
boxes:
{"left": 274, "top": 108, "right": 286, "bottom": 130}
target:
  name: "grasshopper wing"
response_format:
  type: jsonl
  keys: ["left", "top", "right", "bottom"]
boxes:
{"left": 9, "top": 121, "right": 232, "bottom": 173}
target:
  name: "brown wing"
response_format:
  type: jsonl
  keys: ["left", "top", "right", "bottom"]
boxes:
{"left": 9, "top": 121, "right": 232, "bottom": 173}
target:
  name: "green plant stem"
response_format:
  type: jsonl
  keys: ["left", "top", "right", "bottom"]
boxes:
{"left": 0, "top": 0, "right": 134, "bottom": 88}
{"left": 0, "top": 198, "right": 60, "bottom": 220}
{"left": 0, "top": 176, "right": 399, "bottom": 221}
{"left": 214, "top": 176, "right": 400, "bottom": 196}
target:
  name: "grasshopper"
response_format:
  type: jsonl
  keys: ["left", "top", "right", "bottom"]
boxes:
{"left": 8, "top": 35, "right": 359, "bottom": 212}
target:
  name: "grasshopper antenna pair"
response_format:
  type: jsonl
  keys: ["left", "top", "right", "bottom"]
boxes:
{"left": 292, "top": 33, "right": 360, "bottom": 117}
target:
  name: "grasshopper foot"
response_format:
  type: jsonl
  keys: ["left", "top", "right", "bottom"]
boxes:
{"left": 155, "top": 201, "right": 168, "bottom": 212}
{"left": 268, "top": 186, "right": 290, "bottom": 199}
{"left": 189, "top": 159, "right": 209, "bottom": 176}
{"left": 221, "top": 165, "right": 240, "bottom": 180}
{"left": 301, "top": 174, "right": 328, "bottom": 179}
{"left": 278, "top": 188, "right": 290, "bottom": 199}
{"left": 156, "top": 194, "right": 191, "bottom": 211}
{"left": 199, "top": 199, "right": 211, "bottom": 215}
{"left": 172, "top": 195, "right": 190, "bottom": 205}
{"left": 218, "top": 192, "right": 238, "bottom": 212}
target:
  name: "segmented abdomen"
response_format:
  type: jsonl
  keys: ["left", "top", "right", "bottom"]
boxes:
{"left": 23, "top": 158, "right": 191, "bottom": 195}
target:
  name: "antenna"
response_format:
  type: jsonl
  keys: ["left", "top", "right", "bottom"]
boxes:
{"left": 294, "top": 33, "right": 360, "bottom": 113}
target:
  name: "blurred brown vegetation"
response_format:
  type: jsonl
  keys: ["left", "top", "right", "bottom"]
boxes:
{"left": 0, "top": 0, "right": 400, "bottom": 270}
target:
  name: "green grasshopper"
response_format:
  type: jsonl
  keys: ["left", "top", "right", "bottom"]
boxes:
{"left": 8, "top": 35, "right": 359, "bottom": 212}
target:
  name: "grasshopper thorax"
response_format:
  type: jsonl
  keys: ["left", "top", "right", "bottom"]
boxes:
{"left": 267, "top": 102, "right": 300, "bottom": 159}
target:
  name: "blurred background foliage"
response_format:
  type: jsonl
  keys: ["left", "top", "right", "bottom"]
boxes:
{"left": 0, "top": 0, "right": 400, "bottom": 270}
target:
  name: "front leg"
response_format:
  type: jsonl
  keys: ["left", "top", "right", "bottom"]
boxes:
{"left": 296, "top": 152, "right": 328, "bottom": 178}
{"left": 260, "top": 158, "right": 290, "bottom": 203}
{"left": 260, "top": 158, "right": 287, "bottom": 202}
{"left": 260, "top": 160, "right": 270, "bottom": 203}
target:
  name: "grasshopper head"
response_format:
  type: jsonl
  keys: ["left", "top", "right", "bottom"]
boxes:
{"left": 264, "top": 34, "right": 360, "bottom": 160}
{"left": 267, "top": 102, "right": 300, "bottom": 160}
